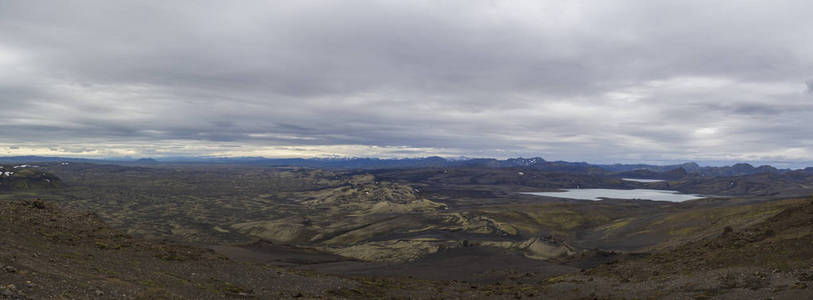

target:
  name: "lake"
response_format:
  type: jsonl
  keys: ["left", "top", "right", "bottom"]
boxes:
{"left": 622, "top": 178, "right": 665, "bottom": 183}
{"left": 522, "top": 188, "right": 704, "bottom": 202}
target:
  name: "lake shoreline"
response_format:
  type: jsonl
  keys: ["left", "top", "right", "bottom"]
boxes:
{"left": 522, "top": 188, "right": 705, "bottom": 202}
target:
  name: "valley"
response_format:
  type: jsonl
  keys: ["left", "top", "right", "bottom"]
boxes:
{"left": 2, "top": 160, "right": 813, "bottom": 298}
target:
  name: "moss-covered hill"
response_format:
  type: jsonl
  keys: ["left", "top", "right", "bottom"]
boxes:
{"left": 0, "top": 165, "right": 62, "bottom": 191}
{"left": 0, "top": 198, "right": 507, "bottom": 299}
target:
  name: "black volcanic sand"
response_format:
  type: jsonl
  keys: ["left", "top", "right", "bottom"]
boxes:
{"left": 210, "top": 241, "right": 348, "bottom": 266}
{"left": 214, "top": 243, "right": 579, "bottom": 283}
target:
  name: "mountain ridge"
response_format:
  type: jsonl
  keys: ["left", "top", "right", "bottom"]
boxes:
{"left": 1, "top": 155, "right": 804, "bottom": 177}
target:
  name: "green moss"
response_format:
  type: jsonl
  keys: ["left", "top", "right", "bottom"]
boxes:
{"left": 602, "top": 218, "right": 631, "bottom": 232}
{"left": 668, "top": 226, "right": 702, "bottom": 237}
{"left": 546, "top": 274, "right": 571, "bottom": 284}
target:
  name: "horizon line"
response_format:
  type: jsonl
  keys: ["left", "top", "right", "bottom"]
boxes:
{"left": 2, "top": 154, "right": 812, "bottom": 169}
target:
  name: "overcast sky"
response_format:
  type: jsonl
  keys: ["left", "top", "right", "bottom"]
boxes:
{"left": 1, "top": 1, "right": 812, "bottom": 166}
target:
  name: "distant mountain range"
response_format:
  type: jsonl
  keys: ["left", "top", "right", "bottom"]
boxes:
{"left": 2, "top": 155, "right": 812, "bottom": 178}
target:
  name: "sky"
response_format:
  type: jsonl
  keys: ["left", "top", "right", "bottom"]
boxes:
{"left": 1, "top": 1, "right": 813, "bottom": 167}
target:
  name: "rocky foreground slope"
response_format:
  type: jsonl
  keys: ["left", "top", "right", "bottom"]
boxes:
{"left": 6, "top": 196, "right": 813, "bottom": 299}
{"left": 3, "top": 196, "right": 813, "bottom": 299}
{"left": 1, "top": 198, "right": 525, "bottom": 299}
{"left": 540, "top": 198, "right": 813, "bottom": 299}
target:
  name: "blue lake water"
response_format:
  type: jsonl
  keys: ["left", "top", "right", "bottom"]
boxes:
{"left": 522, "top": 189, "right": 704, "bottom": 202}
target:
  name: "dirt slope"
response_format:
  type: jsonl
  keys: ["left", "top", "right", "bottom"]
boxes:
{"left": 536, "top": 199, "right": 813, "bottom": 299}
{"left": 0, "top": 198, "right": 515, "bottom": 299}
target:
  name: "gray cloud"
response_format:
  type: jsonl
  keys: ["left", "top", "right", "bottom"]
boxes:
{"left": 1, "top": 0, "right": 813, "bottom": 165}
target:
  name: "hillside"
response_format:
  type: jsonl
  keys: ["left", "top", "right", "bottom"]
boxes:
{"left": 0, "top": 165, "right": 61, "bottom": 191}
{"left": 0, "top": 197, "right": 515, "bottom": 299}
{"left": 539, "top": 198, "right": 813, "bottom": 299}
{"left": 2, "top": 162, "right": 813, "bottom": 299}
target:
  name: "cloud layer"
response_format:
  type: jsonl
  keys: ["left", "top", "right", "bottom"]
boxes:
{"left": 1, "top": 1, "right": 812, "bottom": 165}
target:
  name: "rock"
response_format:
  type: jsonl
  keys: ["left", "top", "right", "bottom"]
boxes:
{"left": 1, "top": 284, "right": 19, "bottom": 298}
{"left": 94, "top": 289, "right": 104, "bottom": 296}
{"left": 30, "top": 200, "right": 45, "bottom": 209}
{"left": 3, "top": 266, "right": 16, "bottom": 273}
